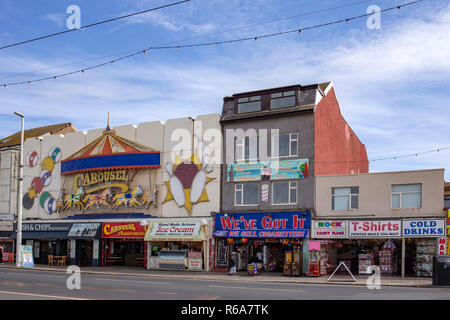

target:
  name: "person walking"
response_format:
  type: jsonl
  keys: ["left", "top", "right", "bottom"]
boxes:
{"left": 228, "top": 252, "right": 236, "bottom": 275}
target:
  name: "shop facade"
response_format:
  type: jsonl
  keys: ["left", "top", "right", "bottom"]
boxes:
{"left": 67, "top": 222, "right": 102, "bottom": 267}
{"left": 214, "top": 211, "right": 311, "bottom": 275}
{"left": 0, "top": 220, "right": 14, "bottom": 262}
{"left": 102, "top": 221, "right": 147, "bottom": 267}
{"left": 145, "top": 218, "right": 212, "bottom": 271}
{"left": 10, "top": 222, "right": 72, "bottom": 265}
{"left": 310, "top": 218, "right": 447, "bottom": 278}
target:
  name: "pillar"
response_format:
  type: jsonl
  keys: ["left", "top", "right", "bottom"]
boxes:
{"left": 401, "top": 238, "right": 405, "bottom": 278}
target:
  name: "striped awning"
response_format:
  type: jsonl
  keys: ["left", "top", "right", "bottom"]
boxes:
{"left": 61, "top": 129, "right": 160, "bottom": 175}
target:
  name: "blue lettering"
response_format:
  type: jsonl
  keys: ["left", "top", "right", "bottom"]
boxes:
{"left": 422, "top": 228, "right": 429, "bottom": 235}
{"left": 404, "top": 229, "right": 410, "bottom": 235}
{"left": 430, "top": 221, "right": 436, "bottom": 227}
{"left": 411, "top": 229, "right": 417, "bottom": 235}
{"left": 410, "top": 222, "right": 416, "bottom": 228}
{"left": 430, "top": 229, "right": 437, "bottom": 234}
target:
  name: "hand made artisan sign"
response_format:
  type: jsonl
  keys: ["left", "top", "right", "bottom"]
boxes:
{"left": 149, "top": 222, "right": 201, "bottom": 238}
{"left": 215, "top": 211, "right": 311, "bottom": 238}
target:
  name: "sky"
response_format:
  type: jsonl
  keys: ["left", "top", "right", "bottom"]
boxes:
{"left": 0, "top": 0, "right": 449, "bottom": 179}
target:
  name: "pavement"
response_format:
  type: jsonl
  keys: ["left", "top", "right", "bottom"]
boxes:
{"left": 0, "top": 262, "right": 440, "bottom": 288}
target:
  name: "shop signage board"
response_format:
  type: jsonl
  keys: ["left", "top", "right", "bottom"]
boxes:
{"left": 0, "top": 221, "right": 13, "bottom": 232}
{"left": 22, "top": 223, "right": 72, "bottom": 232}
{"left": 22, "top": 245, "right": 34, "bottom": 268}
{"left": 438, "top": 238, "right": 447, "bottom": 255}
{"left": 402, "top": 219, "right": 445, "bottom": 237}
{"left": 348, "top": 220, "right": 401, "bottom": 238}
{"left": 102, "top": 222, "right": 147, "bottom": 238}
{"left": 227, "top": 159, "right": 309, "bottom": 182}
{"left": 68, "top": 223, "right": 101, "bottom": 238}
{"left": 149, "top": 222, "right": 201, "bottom": 238}
{"left": 312, "top": 220, "right": 347, "bottom": 238}
{"left": 215, "top": 211, "right": 311, "bottom": 238}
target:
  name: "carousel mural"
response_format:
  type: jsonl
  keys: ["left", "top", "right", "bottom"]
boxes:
{"left": 59, "top": 121, "right": 161, "bottom": 214}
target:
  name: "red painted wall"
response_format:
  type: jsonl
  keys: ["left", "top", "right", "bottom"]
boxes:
{"left": 314, "top": 86, "right": 369, "bottom": 176}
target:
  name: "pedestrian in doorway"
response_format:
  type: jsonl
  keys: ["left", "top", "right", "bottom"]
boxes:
{"left": 0, "top": 245, "right": 3, "bottom": 264}
{"left": 228, "top": 252, "right": 237, "bottom": 275}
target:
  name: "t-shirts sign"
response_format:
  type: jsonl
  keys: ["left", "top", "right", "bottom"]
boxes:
{"left": 402, "top": 219, "right": 445, "bottom": 237}
{"left": 312, "top": 220, "right": 347, "bottom": 238}
{"left": 348, "top": 220, "right": 401, "bottom": 238}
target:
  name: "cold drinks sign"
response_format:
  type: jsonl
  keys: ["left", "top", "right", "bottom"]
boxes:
{"left": 215, "top": 211, "right": 311, "bottom": 238}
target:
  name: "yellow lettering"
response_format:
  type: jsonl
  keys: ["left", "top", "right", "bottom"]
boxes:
{"left": 104, "top": 171, "right": 110, "bottom": 182}
{"left": 98, "top": 172, "right": 104, "bottom": 183}
{"left": 83, "top": 173, "right": 90, "bottom": 186}
{"left": 103, "top": 224, "right": 111, "bottom": 235}
{"left": 110, "top": 172, "right": 115, "bottom": 181}
{"left": 90, "top": 172, "right": 98, "bottom": 184}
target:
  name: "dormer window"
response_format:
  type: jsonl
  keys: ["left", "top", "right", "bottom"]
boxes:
{"left": 270, "top": 90, "right": 296, "bottom": 109}
{"left": 238, "top": 96, "right": 261, "bottom": 113}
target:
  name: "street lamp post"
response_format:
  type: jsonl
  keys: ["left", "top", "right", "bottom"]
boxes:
{"left": 14, "top": 112, "right": 24, "bottom": 268}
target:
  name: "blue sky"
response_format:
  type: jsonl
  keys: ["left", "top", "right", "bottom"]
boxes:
{"left": 0, "top": 0, "right": 449, "bottom": 179}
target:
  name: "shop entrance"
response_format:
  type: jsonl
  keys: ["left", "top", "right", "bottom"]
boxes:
{"left": 103, "top": 240, "right": 145, "bottom": 267}
{"left": 76, "top": 240, "right": 93, "bottom": 267}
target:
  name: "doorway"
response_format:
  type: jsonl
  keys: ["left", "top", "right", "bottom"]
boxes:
{"left": 76, "top": 240, "right": 93, "bottom": 266}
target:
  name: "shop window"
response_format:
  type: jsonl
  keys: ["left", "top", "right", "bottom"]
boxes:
{"left": 332, "top": 187, "right": 359, "bottom": 210}
{"left": 272, "top": 132, "right": 298, "bottom": 158}
{"left": 235, "top": 183, "right": 259, "bottom": 206}
{"left": 272, "top": 181, "right": 297, "bottom": 205}
{"left": 238, "top": 96, "right": 261, "bottom": 113}
{"left": 235, "top": 136, "right": 259, "bottom": 162}
{"left": 270, "top": 90, "right": 296, "bottom": 109}
{"left": 392, "top": 184, "right": 422, "bottom": 209}
{"left": 444, "top": 195, "right": 450, "bottom": 208}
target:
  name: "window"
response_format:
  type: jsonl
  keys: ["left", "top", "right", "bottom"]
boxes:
{"left": 332, "top": 187, "right": 359, "bottom": 210}
{"left": 272, "top": 181, "right": 297, "bottom": 205}
{"left": 235, "top": 184, "right": 259, "bottom": 206}
{"left": 238, "top": 96, "right": 261, "bottom": 113}
{"left": 235, "top": 136, "right": 259, "bottom": 161}
{"left": 272, "top": 133, "right": 298, "bottom": 158}
{"left": 392, "top": 184, "right": 422, "bottom": 209}
{"left": 445, "top": 195, "right": 450, "bottom": 209}
{"left": 270, "top": 90, "right": 296, "bottom": 109}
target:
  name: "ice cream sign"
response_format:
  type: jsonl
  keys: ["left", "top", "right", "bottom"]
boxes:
{"left": 402, "top": 219, "right": 445, "bottom": 237}
{"left": 312, "top": 220, "right": 347, "bottom": 239}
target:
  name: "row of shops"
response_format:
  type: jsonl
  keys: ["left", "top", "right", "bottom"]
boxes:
{"left": 1, "top": 212, "right": 448, "bottom": 278}
{"left": 212, "top": 212, "right": 449, "bottom": 278}
{"left": 0, "top": 218, "right": 212, "bottom": 271}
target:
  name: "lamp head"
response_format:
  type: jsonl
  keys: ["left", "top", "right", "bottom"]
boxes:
{"left": 14, "top": 112, "right": 24, "bottom": 118}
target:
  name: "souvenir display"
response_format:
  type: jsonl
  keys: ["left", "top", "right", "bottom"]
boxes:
{"left": 358, "top": 253, "right": 374, "bottom": 274}
{"left": 416, "top": 239, "right": 436, "bottom": 277}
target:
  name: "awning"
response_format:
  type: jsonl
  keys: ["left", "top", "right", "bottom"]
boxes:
{"left": 9, "top": 231, "right": 69, "bottom": 240}
{"left": 67, "top": 223, "right": 101, "bottom": 239}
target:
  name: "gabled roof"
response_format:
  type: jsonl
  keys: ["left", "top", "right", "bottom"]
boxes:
{"left": 0, "top": 123, "right": 75, "bottom": 149}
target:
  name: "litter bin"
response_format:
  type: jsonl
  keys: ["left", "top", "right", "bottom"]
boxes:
{"left": 432, "top": 255, "right": 450, "bottom": 286}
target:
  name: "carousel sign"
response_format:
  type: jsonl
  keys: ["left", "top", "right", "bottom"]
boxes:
{"left": 73, "top": 169, "right": 129, "bottom": 194}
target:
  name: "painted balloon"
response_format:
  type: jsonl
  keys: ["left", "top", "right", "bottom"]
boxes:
{"left": 31, "top": 177, "right": 44, "bottom": 194}
{"left": 49, "top": 147, "right": 61, "bottom": 163}
{"left": 26, "top": 151, "right": 38, "bottom": 167}
{"left": 41, "top": 156, "right": 55, "bottom": 172}
{"left": 39, "top": 192, "right": 52, "bottom": 209}
{"left": 44, "top": 197, "right": 57, "bottom": 214}
{"left": 22, "top": 192, "right": 34, "bottom": 210}
{"left": 40, "top": 170, "right": 52, "bottom": 187}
